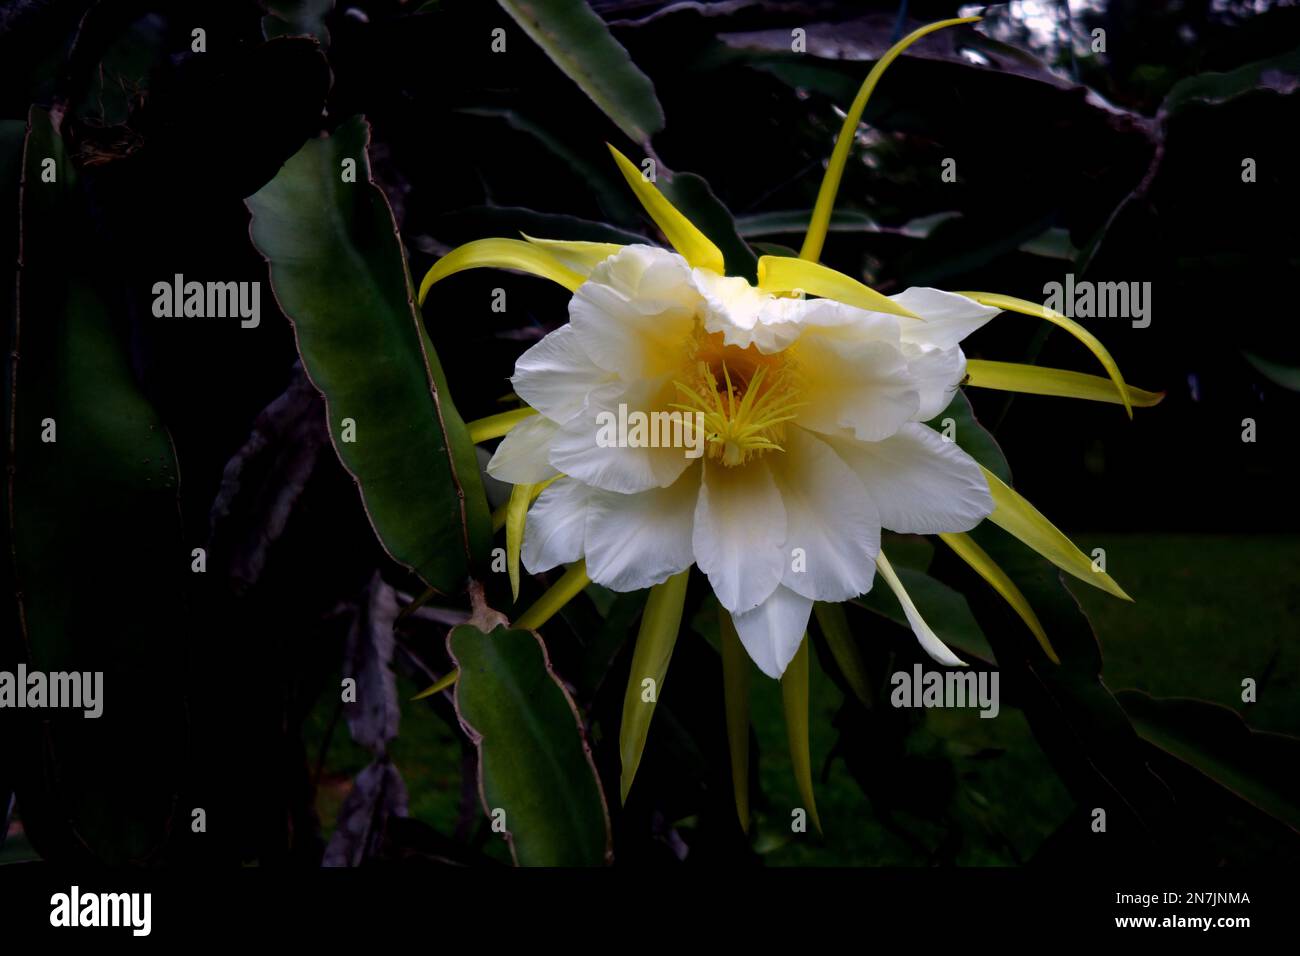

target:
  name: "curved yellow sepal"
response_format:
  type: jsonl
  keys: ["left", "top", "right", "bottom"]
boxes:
{"left": 956, "top": 291, "right": 1136, "bottom": 418}
{"left": 491, "top": 474, "right": 558, "bottom": 533}
{"left": 964, "top": 360, "right": 1164, "bottom": 408}
{"left": 719, "top": 608, "right": 751, "bottom": 832}
{"left": 521, "top": 234, "right": 624, "bottom": 276}
{"left": 800, "top": 16, "right": 981, "bottom": 263}
{"left": 466, "top": 406, "right": 539, "bottom": 444}
{"left": 514, "top": 560, "right": 590, "bottom": 631}
{"left": 417, "top": 238, "right": 586, "bottom": 305}
{"left": 606, "top": 144, "right": 726, "bottom": 274}
{"left": 505, "top": 481, "right": 533, "bottom": 603}
{"left": 813, "top": 601, "right": 872, "bottom": 706}
{"left": 619, "top": 570, "right": 690, "bottom": 803}
{"left": 980, "top": 466, "right": 1133, "bottom": 601}
{"left": 938, "top": 531, "right": 1060, "bottom": 664}
{"left": 779, "top": 634, "right": 822, "bottom": 835}
{"left": 756, "top": 255, "right": 921, "bottom": 320}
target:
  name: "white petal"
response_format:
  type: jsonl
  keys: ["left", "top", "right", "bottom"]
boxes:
{"left": 693, "top": 269, "right": 779, "bottom": 348}
{"left": 794, "top": 333, "right": 920, "bottom": 442}
{"left": 697, "top": 275, "right": 899, "bottom": 355}
{"left": 903, "top": 342, "right": 967, "bottom": 422}
{"left": 693, "top": 458, "right": 786, "bottom": 613}
{"left": 825, "top": 423, "right": 993, "bottom": 534}
{"left": 568, "top": 246, "right": 698, "bottom": 380}
{"left": 510, "top": 324, "right": 613, "bottom": 424}
{"left": 485, "top": 415, "right": 561, "bottom": 484}
{"left": 892, "top": 287, "right": 1000, "bottom": 351}
{"left": 876, "top": 553, "right": 965, "bottom": 667}
{"left": 584, "top": 466, "right": 700, "bottom": 591}
{"left": 547, "top": 379, "right": 694, "bottom": 494}
{"left": 772, "top": 427, "right": 880, "bottom": 602}
{"left": 730, "top": 586, "right": 814, "bottom": 679}
{"left": 521, "top": 478, "right": 591, "bottom": 573}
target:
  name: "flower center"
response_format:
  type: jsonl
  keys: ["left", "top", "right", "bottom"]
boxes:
{"left": 671, "top": 330, "right": 804, "bottom": 467}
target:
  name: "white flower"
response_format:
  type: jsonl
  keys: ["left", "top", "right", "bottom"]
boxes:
{"left": 487, "top": 244, "right": 999, "bottom": 678}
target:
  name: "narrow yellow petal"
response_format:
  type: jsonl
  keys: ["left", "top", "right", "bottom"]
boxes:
{"left": 466, "top": 406, "right": 539, "bottom": 444}
{"left": 876, "top": 551, "right": 966, "bottom": 666}
{"left": 521, "top": 233, "right": 624, "bottom": 275}
{"left": 937, "top": 531, "right": 1060, "bottom": 664}
{"left": 505, "top": 482, "right": 533, "bottom": 603}
{"left": 606, "top": 144, "right": 725, "bottom": 273}
{"left": 719, "top": 607, "right": 751, "bottom": 833}
{"left": 800, "top": 16, "right": 981, "bottom": 262}
{"left": 491, "top": 474, "right": 558, "bottom": 533}
{"left": 780, "top": 634, "right": 822, "bottom": 835}
{"left": 980, "top": 465, "right": 1133, "bottom": 601}
{"left": 514, "top": 560, "right": 590, "bottom": 631}
{"left": 619, "top": 570, "right": 690, "bottom": 803}
{"left": 756, "top": 255, "right": 920, "bottom": 320}
{"left": 412, "top": 668, "right": 460, "bottom": 701}
{"left": 418, "top": 237, "right": 586, "bottom": 304}
{"left": 813, "top": 602, "right": 872, "bottom": 706}
{"left": 964, "top": 359, "right": 1164, "bottom": 408}
{"left": 956, "top": 291, "right": 1135, "bottom": 418}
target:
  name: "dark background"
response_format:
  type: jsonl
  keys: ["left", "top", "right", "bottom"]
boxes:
{"left": 1, "top": 0, "right": 1298, "bottom": 868}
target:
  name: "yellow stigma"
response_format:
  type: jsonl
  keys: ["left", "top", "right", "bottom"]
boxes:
{"left": 671, "top": 331, "right": 804, "bottom": 467}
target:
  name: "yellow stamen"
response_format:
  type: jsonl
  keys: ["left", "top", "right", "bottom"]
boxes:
{"left": 670, "top": 331, "right": 805, "bottom": 466}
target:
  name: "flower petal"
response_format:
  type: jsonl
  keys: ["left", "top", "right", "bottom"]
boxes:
{"left": 730, "top": 585, "right": 813, "bottom": 679}
{"left": 585, "top": 466, "right": 700, "bottom": 591}
{"left": 875, "top": 551, "right": 965, "bottom": 667}
{"left": 938, "top": 531, "right": 1059, "bottom": 664}
{"left": 619, "top": 570, "right": 689, "bottom": 802}
{"left": 955, "top": 291, "right": 1136, "bottom": 418}
{"left": 506, "top": 480, "right": 533, "bottom": 602}
{"left": 780, "top": 634, "right": 822, "bottom": 832}
{"left": 698, "top": 271, "right": 899, "bottom": 354}
{"left": 757, "top": 256, "right": 920, "bottom": 320}
{"left": 694, "top": 458, "right": 786, "bottom": 613}
{"left": 568, "top": 246, "right": 698, "bottom": 380}
{"left": 772, "top": 427, "right": 880, "bottom": 602}
{"left": 520, "top": 234, "right": 623, "bottom": 276}
{"left": 902, "top": 341, "right": 967, "bottom": 421}
{"left": 548, "top": 379, "right": 694, "bottom": 494}
{"left": 794, "top": 333, "right": 920, "bottom": 442}
{"left": 467, "top": 407, "right": 538, "bottom": 443}
{"left": 719, "top": 609, "right": 752, "bottom": 831}
{"left": 892, "top": 287, "right": 1000, "bottom": 351}
{"left": 511, "top": 323, "right": 614, "bottom": 423}
{"left": 963, "top": 359, "right": 1165, "bottom": 407}
{"left": 607, "top": 145, "right": 725, "bottom": 274}
{"left": 521, "top": 477, "right": 591, "bottom": 573}
{"left": 486, "top": 414, "right": 561, "bottom": 484}
{"left": 824, "top": 423, "right": 992, "bottom": 534}
{"left": 418, "top": 237, "right": 585, "bottom": 303}
{"left": 982, "top": 465, "right": 1132, "bottom": 600}
{"left": 799, "top": 16, "right": 982, "bottom": 262}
